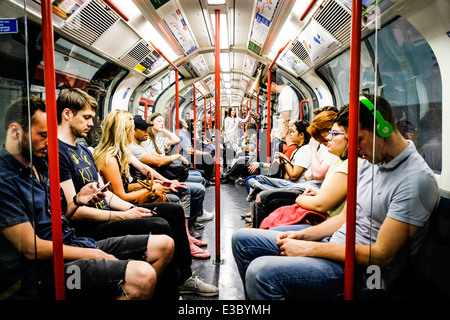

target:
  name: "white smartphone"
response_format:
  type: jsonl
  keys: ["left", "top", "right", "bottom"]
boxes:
{"left": 84, "top": 181, "right": 110, "bottom": 204}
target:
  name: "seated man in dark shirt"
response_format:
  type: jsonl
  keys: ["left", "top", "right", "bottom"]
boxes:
{"left": 0, "top": 96, "right": 174, "bottom": 300}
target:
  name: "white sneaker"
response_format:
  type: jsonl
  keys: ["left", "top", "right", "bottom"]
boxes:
{"left": 178, "top": 272, "right": 219, "bottom": 297}
{"left": 196, "top": 209, "right": 214, "bottom": 222}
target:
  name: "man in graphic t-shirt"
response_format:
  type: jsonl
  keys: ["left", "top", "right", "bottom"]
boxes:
{"left": 56, "top": 88, "right": 158, "bottom": 238}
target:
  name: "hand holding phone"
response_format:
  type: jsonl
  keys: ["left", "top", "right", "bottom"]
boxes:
{"left": 84, "top": 181, "right": 110, "bottom": 204}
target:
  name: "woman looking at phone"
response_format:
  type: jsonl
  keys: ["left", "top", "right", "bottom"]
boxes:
{"left": 93, "top": 110, "right": 170, "bottom": 204}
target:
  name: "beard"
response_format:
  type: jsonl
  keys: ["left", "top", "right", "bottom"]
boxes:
{"left": 70, "top": 123, "right": 89, "bottom": 138}
{"left": 19, "top": 135, "right": 32, "bottom": 162}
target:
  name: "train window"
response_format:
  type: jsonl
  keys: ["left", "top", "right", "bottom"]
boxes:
{"left": 0, "top": 10, "right": 40, "bottom": 299}
{"left": 317, "top": 17, "right": 442, "bottom": 173}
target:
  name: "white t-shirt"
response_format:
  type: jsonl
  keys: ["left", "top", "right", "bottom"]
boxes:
{"left": 290, "top": 144, "right": 311, "bottom": 184}
{"left": 272, "top": 85, "right": 300, "bottom": 139}
{"left": 142, "top": 135, "right": 170, "bottom": 156}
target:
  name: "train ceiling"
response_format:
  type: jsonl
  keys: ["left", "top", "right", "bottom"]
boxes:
{"left": 18, "top": 0, "right": 401, "bottom": 105}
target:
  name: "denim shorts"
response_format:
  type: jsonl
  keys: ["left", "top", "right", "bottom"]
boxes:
{"left": 63, "top": 234, "right": 150, "bottom": 300}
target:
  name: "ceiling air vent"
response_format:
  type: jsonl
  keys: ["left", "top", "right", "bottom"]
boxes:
{"left": 119, "top": 40, "right": 162, "bottom": 75}
{"left": 61, "top": 0, "right": 120, "bottom": 45}
{"left": 290, "top": 39, "right": 313, "bottom": 67}
{"left": 313, "top": 0, "right": 351, "bottom": 44}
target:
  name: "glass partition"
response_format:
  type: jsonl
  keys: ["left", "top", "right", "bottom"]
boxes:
{"left": 317, "top": 16, "right": 442, "bottom": 173}
{"left": 0, "top": 3, "right": 37, "bottom": 300}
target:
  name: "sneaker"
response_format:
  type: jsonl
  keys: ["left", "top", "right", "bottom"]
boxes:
{"left": 178, "top": 272, "right": 219, "bottom": 297}
{"left": 196, "top": 209, "right": 214, "bottom": 222}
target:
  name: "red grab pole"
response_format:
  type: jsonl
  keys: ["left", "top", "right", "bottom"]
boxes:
{"left": 267, "top": 40, "right": 291, "bottom": 163}
{"left": 345, "top": 0, "right": 362, "bottom": 300}
{"left": 214, "top": 9, "right": 221, "bottom": 263}
{"left": 149, "top": 41, "right": 179, "bottom": 153}
{"left": 192, "top": 84, "right": 197, "bottom": 168}
{"left": 41, "top": 0, "right": 65, "bottom": 300}
{"left": 103, "top": 0, "right": 129, "bottom": 21}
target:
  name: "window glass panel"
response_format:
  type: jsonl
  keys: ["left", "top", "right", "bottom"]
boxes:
{"left": 317, "top": 17, "right": 442, "bottom": 173}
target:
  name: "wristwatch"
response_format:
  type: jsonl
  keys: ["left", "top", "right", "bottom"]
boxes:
{"left": 73, "top": 194, "right": 83, "bottom": 207}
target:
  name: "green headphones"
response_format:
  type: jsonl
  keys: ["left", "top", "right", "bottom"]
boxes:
{"left": 359, "top": 96, "right": 393, "bottom": 137}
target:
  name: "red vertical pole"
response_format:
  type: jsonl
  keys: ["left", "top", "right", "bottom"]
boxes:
{"left": 175, "top": 69, "right": 180, "bottom": 154}
{"left": 204, "top": 96, "right": 207, "bottom": 134}
{"left": 345, "top": 0, "right": 362, "bottom": 301}
{"left": 266, "top": 70, "right": 271, "bottom": 163}
{"left": 214, "top": 9, "right": 221, "bottom": 263}
{"left": 149, "top": 41, "right": 179, "bottom": 153}
{"left": 193, "top": 84, "right": 197, "bottom": 168}
{"left": 256, "top": 93, "right": 259, "bottom": 159}
{"left": 41, "top": 0, "right": 65, "bottom": 300}
{"left": 165, "top": 106, "right": 171, "bottom": 131}
{"left": 267, "top": 41, "right": 291, "bottom": 163}
{"left": 144, "top": 103, "right": 148, "bottom": 121}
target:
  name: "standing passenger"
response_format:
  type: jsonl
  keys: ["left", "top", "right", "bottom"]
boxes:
{"left": 263, "top": 70, "right": 300, "bottom": 159}
{"left": 224, "top": 106, "right": 251, "bottom": 157}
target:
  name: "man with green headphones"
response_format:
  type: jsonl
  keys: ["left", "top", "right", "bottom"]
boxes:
{"left": 232, "top": 93, "right": 440, "bottom": 299}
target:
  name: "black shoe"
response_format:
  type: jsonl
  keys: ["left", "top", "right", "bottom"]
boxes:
{"left": 190, "top": 230, "right": 202, "bottom": 239}
{"left": 192, "top": 222, "right": 204, "bottom": 230}
{"left": 206, "top": 180, "right": 215, "bottom": 186}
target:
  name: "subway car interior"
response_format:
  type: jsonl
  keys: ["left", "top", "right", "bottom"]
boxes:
{"left": 0, "top": 0, "right": 449, "bottom": 303}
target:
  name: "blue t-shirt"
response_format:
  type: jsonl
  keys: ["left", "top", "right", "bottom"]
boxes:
{"left": 179, "top": 129, "right": 193, "bottom": 160}
{"left": 58, "top": 139, "right": 109, "bottom": 210}
{"left": 0, "top": 148, "right": 96, "bottom": 292}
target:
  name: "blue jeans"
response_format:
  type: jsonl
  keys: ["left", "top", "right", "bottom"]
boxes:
{"left": 246, "top": 175, "right": 306, "bottom": 202}
{"left": 186, "top": 171, "right": 206, "bottom": 186}
{"left": 171, "top": 181, "right": 205, "bottom": 222}
{"left": 231, "top": 228, "right": 368, "bottom": 300}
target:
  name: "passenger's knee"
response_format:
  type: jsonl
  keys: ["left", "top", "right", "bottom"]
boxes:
{"left": 151, "top": 234, "right": 175, "bottom": 263}
{"left": 231, "top": 228, "right": 250, "bottom": 253}
{"left": 124, "top": 262, "right": 157, "bottom": 300}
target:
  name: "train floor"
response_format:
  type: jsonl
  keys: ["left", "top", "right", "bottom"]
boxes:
{"left": 183, "top": 181, "right": 250, "bottom": 300}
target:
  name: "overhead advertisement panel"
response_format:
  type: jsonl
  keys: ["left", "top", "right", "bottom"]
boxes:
{"left": 280, "top": 50, "right": 309, "bottom": 76}
{"left": 248, "top": 0, "right": 280, "bottom": 55}
{"left": 337, "top": 0, "right": 398, "bottom": 24}
{"left": 297, "top": 19, "right": 340, "bottom": 64}
{"left": 149, "top": 1, "right": 198, "bottom": 55}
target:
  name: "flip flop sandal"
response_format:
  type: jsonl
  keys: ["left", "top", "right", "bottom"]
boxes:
{"left": 191, "top": 237, "right": 208, "bottom": 247}
{"left": 190, "top": 245, "right": 210, "bottom": 259}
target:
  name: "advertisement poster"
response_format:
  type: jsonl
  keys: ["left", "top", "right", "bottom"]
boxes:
{"left": 338, "top": 0, "right": 398, "bottom": 24}
{"left": 297, "top": 19, "right": 340, "bottom": 64}
{"left": 248, "top": 0, "right": 280, "bottom": 54}
{"left": 280, "top": 50, "right": 309, "bottom": 75}
{"left": 163, "top": 9, "right": 198, "bottom": 55}
{"left": 50, "top": 0, "right": 87, "bottom": 20}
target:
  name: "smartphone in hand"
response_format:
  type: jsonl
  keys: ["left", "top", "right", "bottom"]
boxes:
{"left": 84, "top": 181, "right": 110, "bottom": 204}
